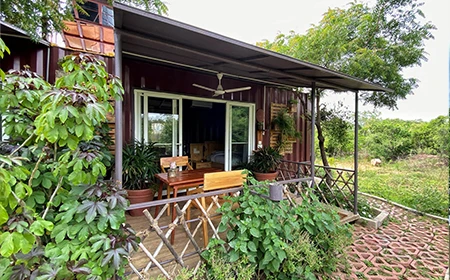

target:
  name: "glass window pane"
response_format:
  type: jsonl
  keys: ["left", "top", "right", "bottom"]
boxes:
{"left": 101, "top": 6, "right": 114, "bottom": 27}
{"left": 77, "top": 2, "right": 99, "bottom": 23}
{"left": 231, "top": 106, "right": 249, "bottom": 142}
{"left": 231, "top": 106, "right": 250, "bottom": 167}
{"left": 146, "top": 97, "right": 178, "bottom": 157}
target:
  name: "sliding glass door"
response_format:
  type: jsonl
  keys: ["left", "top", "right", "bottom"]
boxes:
{"left": 225, "top": 103, "right": 255, "bottom": 170}
{"left": 135, "top": 90, "right": 255, "bottom": 169}
{"left": 134, "top": 92, "right": 182, "bottom": 157}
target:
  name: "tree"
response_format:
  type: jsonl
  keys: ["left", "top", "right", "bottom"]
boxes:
{"left": 0, "top": 0, "right": 169, "bottom": 42}
{"left": 257, "top": 0, "right": 435, "bottom": 167}
{"left": 320, "top": 102, "right": 353, "bottom": 157}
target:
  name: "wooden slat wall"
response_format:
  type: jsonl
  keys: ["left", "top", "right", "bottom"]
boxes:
{"left": 264, "top": 88, "right": 311, "bottom": 163}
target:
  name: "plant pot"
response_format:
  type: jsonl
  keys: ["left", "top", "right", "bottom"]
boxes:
{"left": 253, "top": 171, "right": 278, "bottom": 182}
{"left": 127, "top": 188, "right": 155, "bottom": 216}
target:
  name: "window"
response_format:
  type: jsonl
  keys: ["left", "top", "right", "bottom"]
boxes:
{"left": 73, "top": 1, "right": 114, "bottom": 27}
{"left": 135, "top": 92, "right": 181, "bottom": 158}
{"left": 76, "top": 1, "right": 100, "bottom": 24}
{"left": 101, "top": 6, "right": 114, "bottom": 27}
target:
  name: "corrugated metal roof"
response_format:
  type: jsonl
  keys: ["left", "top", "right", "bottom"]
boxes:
{"left": 0, "top": 21, "right": 49, "bottom": 46}
{"left": 113, "top": 3, "right": 391, "bottom": 92}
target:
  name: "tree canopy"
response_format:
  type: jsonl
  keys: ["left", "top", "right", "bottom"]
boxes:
{"left": 0, "top": 0, "right": 169, "bottom": 42}
{"left": 257, "top": 0, "right": 435, "bottom": 109}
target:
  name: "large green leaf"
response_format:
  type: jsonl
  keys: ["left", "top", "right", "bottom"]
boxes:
{"left": 0, "top": 205, "right": 8, "bottom": 226}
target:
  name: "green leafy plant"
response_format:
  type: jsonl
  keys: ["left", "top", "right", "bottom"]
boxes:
{"left": 122, "top": 140, "right": 159, "bottom": 190}
{"left": 0, "top": 52, "right": 135, "bottom": 279}
{"left": 202, "top": 178, "right": 352, "bottom": 279}
{"left": 0, "top": 38, "right": 10, "bottom": 80}
{"left": 247, "top": 146, "right": 283, "bottom": 173}
{"left": 272, "top": 108, "right": 301, "bottom": 151}
{"left": 288, "top": 99, "right": 299, "bottom": 105}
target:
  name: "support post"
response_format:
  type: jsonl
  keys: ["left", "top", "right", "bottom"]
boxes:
{"left": 353, "top": 91, "right": 359, "bottom": 214}
{"left": 114, "top": 31, "right": 123, "bottom": 184}
{"left": 310, "top": 82, "right": 316, "bottom": 183}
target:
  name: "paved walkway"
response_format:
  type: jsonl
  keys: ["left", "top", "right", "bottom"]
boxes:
{"left": 330, "top": 197, "right": 448, "bottom": 279}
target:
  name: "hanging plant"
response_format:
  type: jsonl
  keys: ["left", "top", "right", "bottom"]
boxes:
{"left": 272, "top": 108, "right": 301, "bottom": 151}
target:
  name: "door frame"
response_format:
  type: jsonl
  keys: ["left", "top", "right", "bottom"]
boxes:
{"left": 225, "top": 102, "right": 255, "bottom": 171}
{"left": 134, "top": 89, "right": 255, "bottom": 168}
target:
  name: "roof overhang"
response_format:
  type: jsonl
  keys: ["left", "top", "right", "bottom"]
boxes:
{"left": 0, "top": 21, "right": 49, "bottom": 46}
{"left": 113, "top": 3, "right": 391, "bottom": 92}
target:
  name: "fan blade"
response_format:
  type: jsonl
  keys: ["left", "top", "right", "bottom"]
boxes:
{"left": 224, "top": 86, "right": 251, "bottom": 93}
{"left": 212, "top": 90, "right": 226, "bottom": 97}
{"left": 193, "top": 84, "right": 215, "bottom": 92}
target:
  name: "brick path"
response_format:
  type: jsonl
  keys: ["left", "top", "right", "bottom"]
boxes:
{"left": 332, "top": 197, "right": 449, "bottom": 279}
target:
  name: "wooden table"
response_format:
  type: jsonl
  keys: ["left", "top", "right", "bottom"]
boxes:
{"left": 155, "top": 168, "right": 221, "bottom": 244}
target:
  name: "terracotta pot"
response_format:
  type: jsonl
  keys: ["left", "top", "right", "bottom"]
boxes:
{"left": 127, "top": 188, "right": 155, "bottom": 216}
{"left": 253, "top": 171, "right": 278, "bottom": 182}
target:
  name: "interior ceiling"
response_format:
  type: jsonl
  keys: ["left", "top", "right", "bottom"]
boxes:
{"left": 113, "top": 3, "right": 391, "bottom": 93}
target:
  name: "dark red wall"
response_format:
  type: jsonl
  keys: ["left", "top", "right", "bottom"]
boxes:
{"left": 122, "top": 56, "right": 311, "bottom": 162}
{"left": 0, "top": 42, "right": 311, "bottom": 163}
{"left": 0, "top": 36, "right": 49, "bottom": 77}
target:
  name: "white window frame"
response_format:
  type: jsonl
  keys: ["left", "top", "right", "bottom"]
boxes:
{"left": 225, "top": 102, "right": 255, "bottom": 171}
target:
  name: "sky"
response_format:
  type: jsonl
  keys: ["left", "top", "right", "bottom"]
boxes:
{"left": 167, "top": 0, "right": 449, "bottom": 121}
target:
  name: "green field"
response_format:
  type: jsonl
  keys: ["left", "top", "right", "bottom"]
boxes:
{"left": 331, "top": 155, "right": 448, "bottom": 217}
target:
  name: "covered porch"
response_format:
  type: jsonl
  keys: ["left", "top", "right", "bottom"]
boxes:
{"left": 111, "top": 3, "right": 391, "bottom": 279}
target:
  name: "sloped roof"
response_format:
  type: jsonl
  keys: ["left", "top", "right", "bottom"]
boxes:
{"left": 0, "top": 21, "right": 49, "bottom": 46}
{"left": 113, "top": 3, "right": 391, "bottom": 92}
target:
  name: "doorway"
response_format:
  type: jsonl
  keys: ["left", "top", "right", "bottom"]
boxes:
{"left": 134, "top": 90, "right": 255, "bottom": 170}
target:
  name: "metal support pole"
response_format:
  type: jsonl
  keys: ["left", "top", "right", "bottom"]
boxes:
{"left": 310, "top": 83, "right": 316, "bottom": 183}
{"left": 114, "top": 31, "right": 123, "bottom": 184}
{"left": 353, "top": 92, "right": 359, "bottom": 214}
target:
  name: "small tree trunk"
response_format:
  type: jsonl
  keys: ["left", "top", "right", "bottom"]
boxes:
{"left": 316, "top": 95, "right": 329, "bottom": 167}
{"left": 315, "top": 95, "right": 332, "bottom": 186}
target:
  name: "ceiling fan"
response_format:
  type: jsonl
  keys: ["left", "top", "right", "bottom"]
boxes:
{"left": 193, "top": 73, "right": 251, "bottom": 97}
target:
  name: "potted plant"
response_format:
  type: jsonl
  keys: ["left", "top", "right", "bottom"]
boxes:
{"left": 247, "top": 146, "right": 283, "bottom": 181}
{"left": 272, "top": 108, "right": 301, "bottom": 152}
{"left": 123, "top": 140, "right": 159, "bottom": 216}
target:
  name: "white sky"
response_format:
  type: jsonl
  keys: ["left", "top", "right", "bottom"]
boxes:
{"left": 167, "top": 0, "right": 449, "bottom": 121}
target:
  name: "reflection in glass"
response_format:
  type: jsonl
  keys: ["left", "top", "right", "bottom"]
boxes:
{"left": 138, "top": 96, "right": 179, "bottom": 157}
{"left": 231, "top": 106, "right": 250, "bottom": 167}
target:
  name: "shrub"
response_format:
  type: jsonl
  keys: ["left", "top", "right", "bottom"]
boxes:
{"left": 202, "top": 178, "right": 352, "bottom": 279}
{"left": 360, "top": 118, "right": 413, "bottom": 161}
{"left": 0, "top": 53, "right": 136, "bottom": 279}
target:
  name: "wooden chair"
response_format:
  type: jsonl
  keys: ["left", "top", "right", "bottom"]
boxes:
{"left": 186, "top": 170, "right": 247, "bottom": 248}
{"left": 160, "top": 156, "right": 193, "bottom": 173}
{"left": 159, "top": 156, "right": 195, "bottom": 215}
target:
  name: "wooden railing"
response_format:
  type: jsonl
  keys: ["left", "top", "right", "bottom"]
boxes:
{"left": 125, "top": 162, "right": 357, "bottom": 279}
{"left": 125, "top": 186, "right": 244, "bottom": 279}
{"left": 278, "top": 160, "right": 357, "bottom": 213}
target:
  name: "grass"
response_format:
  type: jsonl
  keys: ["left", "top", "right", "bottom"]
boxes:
{"left": 330, "top": 154, "right": 447, "bottom": 217}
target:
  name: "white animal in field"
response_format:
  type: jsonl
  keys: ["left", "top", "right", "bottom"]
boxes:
{"left": 371, "top": 158, "right": 382, "bottom": 166}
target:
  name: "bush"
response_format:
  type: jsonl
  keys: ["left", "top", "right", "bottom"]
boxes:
{"left": 0, "top": 53, "right": 135, "bottom": 279}
{"left": 201, "top": 178, "right": 352, "bottom": 279}
{"left": 360, "top": 118, "right": 413, "bottom": 161}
